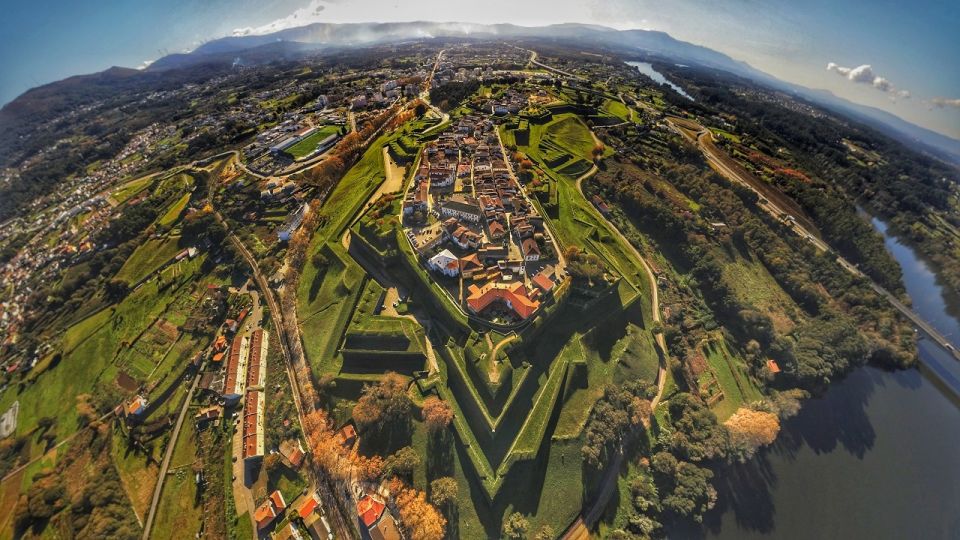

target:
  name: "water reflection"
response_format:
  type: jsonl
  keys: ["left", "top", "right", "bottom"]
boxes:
{"left": 625, "top": 61, "right": 694, "bottom": 100}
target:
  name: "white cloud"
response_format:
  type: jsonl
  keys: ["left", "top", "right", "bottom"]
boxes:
{"left": 826, "top": 62, "right": 910, "bottom": 100}
{"left": 929, "top": 97, "right": 960, "bottom": 109}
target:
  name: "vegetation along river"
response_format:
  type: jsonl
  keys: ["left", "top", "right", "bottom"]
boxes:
{"left": 675, "top": 216, "right": 960, "bottom": 539}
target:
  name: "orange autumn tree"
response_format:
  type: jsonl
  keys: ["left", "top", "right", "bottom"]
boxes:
{"left": 303, "top": 409, "right": 341, "bottom": 472}
{"left": 421, "top": 396, "right": 454, "bottom": 432}
{"left": 389, "top": 479, "right": 446, "bottom": 540}
{"left": 724, "top": 407, "right": 780, "bottom": 462}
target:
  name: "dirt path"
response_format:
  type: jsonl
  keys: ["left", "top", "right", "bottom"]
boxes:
{"left": 572, "top": 151, "right": 668, "bottom": 530}
{"left": 487, "top": 333, "right": 519, "bottom": 383}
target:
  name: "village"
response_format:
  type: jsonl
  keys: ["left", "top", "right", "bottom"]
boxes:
{"left": 401, "top": 110, "right": 565, "bottom": 325}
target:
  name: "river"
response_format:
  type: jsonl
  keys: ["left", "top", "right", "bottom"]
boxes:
{"left": 625, "top": 61, "right": 694, "bottom": 101}
{"left": 674, "top": 216, "right": 960, "bottom": 539}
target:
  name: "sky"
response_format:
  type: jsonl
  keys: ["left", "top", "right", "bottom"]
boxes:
{"left": 1, "top": 0, "right": 958, "bottom": 139}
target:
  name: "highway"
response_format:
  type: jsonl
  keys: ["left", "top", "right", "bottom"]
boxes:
{"left": 665, "top": 117, "right": 960, "bottom": 365}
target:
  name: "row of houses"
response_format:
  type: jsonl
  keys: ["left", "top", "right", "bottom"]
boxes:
{"left": 242, "top": 328, "right": 268, "bottom": 462}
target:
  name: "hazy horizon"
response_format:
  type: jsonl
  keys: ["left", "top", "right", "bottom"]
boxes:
{"left": 1, "top": 0, "right": 957, "bottom": 139}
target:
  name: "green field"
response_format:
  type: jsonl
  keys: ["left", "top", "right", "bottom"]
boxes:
{"left": 286, "top": 125, "right": 341, "bottom": 159}
{"left": 601, "top": 99, "right": 631, "bottom": 122}
{"left": 111, "top": 174, "right": 155, "bottom": 204}
{"left": 114, "top": 236, "right": 182, "bottom": 285}
{"left": 158, "top": 193, "right": 191, "bottom": 228}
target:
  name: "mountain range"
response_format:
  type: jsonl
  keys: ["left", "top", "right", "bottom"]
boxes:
{"left": 8, "top": 21, "right": 960, "bottom": 165}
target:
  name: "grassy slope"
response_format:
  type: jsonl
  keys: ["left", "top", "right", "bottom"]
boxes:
{"left": 114, "top": 236, "right": 182, "bottom": 285}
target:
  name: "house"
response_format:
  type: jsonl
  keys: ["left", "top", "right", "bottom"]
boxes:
{"left": 194, "top": 405, "right": 222, "bottom": 427}
{"left": 255, "top": 490, "right": 287, "bottom": 530}
{"left": 273, "top": 522, "right": 305, "bottom": 540}
{"left": 466, "top": 281, "right": 540, "bottom": 320}
{"left": 334, "top": 424, "right": 358, "bottom": 451}
{"left": 125, "top": 395, "right": 147, "bottom": 417}
{"left": 450, "top": 226, "right": 481, "bottom": 250}
{"left": 532, "top": 272, "right": 555, "bottom": 294}
{"left": 766, "top": 359, "right": 782, "bottom": 375}
{"left": 243, "top": 390, "right": 265, "bottom": 461}
{"left": 521, "top": 238, "right": 541, "bottom": 262}
{"left": 487, "top": 220, "right": 506, "bottom": 240}
{"left": 223, "top": 334, "right": 249, "bottom": 403}
{"left": 428, "top": 249, "right": 460, "bottom": 277}
{"left": 279, "top": 438, "right": 307, "bottom": 469}
{"left": 357, "top": 495, "right": 402, "bottom": 540}
{"left": 303, "top": 511, "right": 332, "bottom": 540}
{"left": 459, "top": 253, "right": 484, "bottom": 279}
{"left": 278, "top": 203, "right": 309, "bottom": 242}
{"left": 245, "top": 329, "right": 268, "bottom": 389}
{"left": 591, "top": 195, "right": 611, "bottom": 216}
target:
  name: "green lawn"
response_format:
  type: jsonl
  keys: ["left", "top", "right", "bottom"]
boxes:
{"left": 158, "top": 194, "right": 191, "bottom": 228}
{"left": 114, "top": 236, "right": 182, "bottom": 285}
{"left": 111, "top": 174, "right": 155, "bottom": 204}
{"left": 286, "top": 125, "right": 341, "bottom": 159}
{"left": 702, "top": 336, "right": 762, "bottom": 421}
{"left": 152, "top": 467, "right": 203, "bottom": 540}
{"left": 0, "top": 254, "right": 206, "bottom": 455}
{"left": 601, "top": 99, "right": 631, "bottom": 122}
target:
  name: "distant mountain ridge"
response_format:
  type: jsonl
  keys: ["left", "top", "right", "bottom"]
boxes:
{"left": 5, "top": 21, "right": 958, "bottom": 165}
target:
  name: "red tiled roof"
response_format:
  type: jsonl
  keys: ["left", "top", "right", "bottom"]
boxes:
{"left": 224, "top": 334, "right": 245, "bottom": 395}
{"left": 466, "top": 281, "right": 539, "bottom": 320}
{"left": 269, "top": 490, "right": 286, "bottom": 510}
{"left": 766, "top": 359, "right": 782, "bottom": 374}
{"left": 254, "top": 499, "right": 277, "bottom": 529}
{"left": 298, "top": 495, "right": 319, "bottom": 519}
{"left": 532, "top": 273, "right": 555, "bottom": 292}
{"left": 246, "top": 329, "right": 264, "bottom": 388}
{"left": 242, "top": 391, "right": 263, "bottom": 459}
{"left": 357, "top": 495, "right": 386, "bottom": 528}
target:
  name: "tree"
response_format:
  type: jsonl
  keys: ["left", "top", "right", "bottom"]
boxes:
{"left": 667, "top": 393, "right": 728, "bottom": 462}
{"left": 421, "top": 396, "right": 454, "bottom": 432}
{"left": 724, "top": 408, "right": 780, "bottom": 462}
{"left": 352, "top": 372, "right": 411, "bottom": 431}
{"left": 391, "top": 479, "right": 446, "bottom": 540}
{"left": 533, "top": 524, "right": 555, "bottom": 540}
{"left": 384, "top": 446, "right": 421, "bottom": 479}
{"left": 592, "top": 142, "right": 606, "bottom": 161}
{"left": 502, "top": 512, "right": 529, "bottom": 539}
{"left": 660, "top": 461, "right": 716, "bottom": 521}
{"left": 429, "top": 477, "right": 458, "bottom": 509}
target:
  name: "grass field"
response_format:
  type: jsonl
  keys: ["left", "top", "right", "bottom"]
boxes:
{"left": 114, "top": 236, "right": 182, "bottom": 285}
{"left": 286, "top": 125, "right": 341, "bottom": 159}
{"left": 0, "top": 251, "right": 206, "bottom": 456}
{"left": 158, "top": 193, "right": 191, "bottom": 228}
{"left": 152, "top": 467, "right": 203, "bottom": 539}
{"left": 112, "top": 429, "right": 160, "bottom": 520}
{"left": 298, "top": 244, "right": 366, "bottom": 376}
{"left": 702, "top": 335, "right": 762, "bottom": 421}
{"left": 601, "top": 99, "right": 631, "bottom": 122}
{"left": 111, "top": 174, "right": 155, "bottom": 204}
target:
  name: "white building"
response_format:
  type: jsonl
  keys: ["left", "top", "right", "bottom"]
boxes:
{"left": 428, "top": 249, "right": 460, "bottom": 277}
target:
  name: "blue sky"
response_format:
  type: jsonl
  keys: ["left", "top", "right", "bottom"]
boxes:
{"left": 1, "top": 0, "right": 957, "bottom": 138}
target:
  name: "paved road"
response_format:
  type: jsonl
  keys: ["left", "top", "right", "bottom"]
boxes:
{"left": 142, "top": 360, "right": 206, "bottom": 540}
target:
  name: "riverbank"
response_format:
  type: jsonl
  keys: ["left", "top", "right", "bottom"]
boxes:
{"left": 674, "top": 213, "right": 960, "bottom": 539}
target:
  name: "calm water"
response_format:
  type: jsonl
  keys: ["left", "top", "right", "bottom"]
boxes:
{"left": 675, "top": 216, "right": 960, "bottom": 539}
{"left": 625, "top": 61, "right": 694, "bottom": 101}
